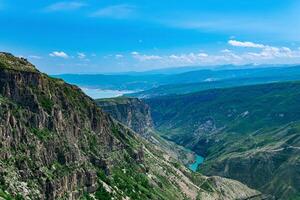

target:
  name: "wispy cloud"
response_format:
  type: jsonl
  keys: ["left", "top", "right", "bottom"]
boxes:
{"left": 76, "top": 52, "right": 90, "bottom": 62}
{"left": 77, "top": 52, "right": 86, "bottom": 59}
{"left": 161, "top": 14, "right": 287, "bottom": 37}
{"left": 44, "top": 1, "right": 86, "bottom": 12}
{"left": 244, "top": 46, "right": 298, "bottom": 60}
{"left": 221, "top": 49, "right": 232, "bottom": 53}
{"left": 228, "top": 40, "right": 300, "bottom": 60}
{"left": 131, "top": 52, "right": 162, "bottom": 61}
{"left": 91, "top": 4, "right": 136, "bottom": 19}
{"left": 49, "top": 51, "right": 69, "bottom": 58}
{"left": 28, "top": 55, "right": 42, "bottom": 59}
{"left": 228, "top": 40, "right": 265, "bottom": 48}
{"left": 115, "top": 54, "right": 124, "bottom": 59}
{"left": 129, "top": 40, "right": 300, "bottom": 67}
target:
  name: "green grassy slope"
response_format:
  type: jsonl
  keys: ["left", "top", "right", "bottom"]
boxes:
{"left": 147, "top": 81, "right": 300, "bottom": 199}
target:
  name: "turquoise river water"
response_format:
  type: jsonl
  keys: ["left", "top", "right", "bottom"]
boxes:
{"left": 188, "top": 155, "right": 204, "bottom": 172}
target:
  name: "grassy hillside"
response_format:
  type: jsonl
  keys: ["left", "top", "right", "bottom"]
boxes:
{"left": 147, "top": 81, "right": 300, "bottom": 199}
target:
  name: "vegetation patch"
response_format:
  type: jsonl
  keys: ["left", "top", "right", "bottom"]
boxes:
{"left": 38, "top": 96, "right": 54, "bottom": 112}
{"left": 30, "top": 128, "right": 53, "bottom": 141}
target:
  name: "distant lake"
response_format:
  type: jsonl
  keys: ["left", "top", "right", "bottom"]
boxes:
{"left": 80, "top": 87, "right": 135, "bottom": 99}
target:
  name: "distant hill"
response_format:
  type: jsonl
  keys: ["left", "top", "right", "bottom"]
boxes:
{"left": 128, "top": 76, "right": 298, "bottom": 98}
{"left": 129, "top": 66, "right": 300, "bottom": 98}
{"left": 146, "top": 81, "right": 300, "bottom": 199}
{"left": 98, "top": 64, "right": 294, "bottom": 75}
{"left": 54, "top": 65, "right": 300, "bottom": 92}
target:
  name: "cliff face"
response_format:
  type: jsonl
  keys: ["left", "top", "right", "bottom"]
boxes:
{"left": 96, "top": 97, "right": 197, "bottom": 166}
{"left": 96, "top": 97, "right": 153, "bottom": 138}
{"left": 0, "top": 53, "right": 126, "bottom": 199}
{"left": 0, "top": 53, "right": 263, "bottom": 200}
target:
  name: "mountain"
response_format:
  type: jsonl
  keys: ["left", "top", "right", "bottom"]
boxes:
{"left": 146, "top": 81, "right": 300, "bottom": 199}
{"left": 54, "top": 66, "right": 300, "bottom": 93}
{"left": 0, "top": 52, "right": 263, "bottom": 200}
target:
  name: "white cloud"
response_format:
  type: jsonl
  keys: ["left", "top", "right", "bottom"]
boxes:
{"left": 115, "top": 54, "right": 124, "bottom": 59}
{"left": 198, "top": 53, "right": 208, "bottom": 57}
{"left": 91, "top": 4, "right": 135, "bottom": 19}
{"left": 131, "top": 52, "right": 162, "bottom": 61}
{"left": 226, "top": 40, "right": 300, "bottom": 61}
{"left": 129, "top": 43, "right": 300, "bottom": 67}
{"left": 139, "top": 55, "right": 162, "bottom": 61}
{"left": 131, "top": 51, "right": 139, "bottom": 55}
{"left": 45, "top": 1, "right": 86, "bottom": 12}
{"left": 77, "top": 52, "right": 86, "bottom": 59}
{"left": 228, "top": 40, "right": 265, "bottom": 48}
{"left": 166, "top": 53, "right": 214, "bottom": 64}
{"left": 49, "top": 51, "right": 69, "bottom": 58}
{"left": 244, "top": 46, "right": 300, "bottom": 60}
{"left": 28, "top": 55, "right": 42, "bottom": 59}
{"left": 90, "top": 40, "right": 300, "bottom": 70}
{"left": 130, "top": 52, "right": 212, "bottom": 65}
{"left": 221, "top": 49, "right": 232, "bottom": 53}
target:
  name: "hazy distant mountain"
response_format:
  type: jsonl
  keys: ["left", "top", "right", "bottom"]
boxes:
{"left": 105, "top": 64, "right": 295, "bottom": 76}
{"left": 54, "top": 65, "right": 300, "bottom": 93}
{"left": 129, "top": 75, "right": 300, "bottom": 98}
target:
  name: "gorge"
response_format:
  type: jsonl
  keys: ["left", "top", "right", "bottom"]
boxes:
{"left": 61, "top": 69, "right": 300, "bottom": 199}
{"left": 0, "top": 52, "right": 265, "bottom": 200}
{"left": 145, "top": 82, "right": 300, "bottom": 200}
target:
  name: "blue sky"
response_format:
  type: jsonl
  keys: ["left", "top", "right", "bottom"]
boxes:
{"left": 1, "top": 0, "right": 300, "bottom": 74}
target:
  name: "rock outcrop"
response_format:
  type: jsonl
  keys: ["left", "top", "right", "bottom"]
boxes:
{"left": 96, "top": 97, "right": 154, "bottom": 138}
{"left": 96, "top": 97, "right": 197, "bottom": 166}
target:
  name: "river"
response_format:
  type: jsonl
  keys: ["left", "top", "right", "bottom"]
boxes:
{"left": 188, "top": 154, "right": 204, "bottom": 172}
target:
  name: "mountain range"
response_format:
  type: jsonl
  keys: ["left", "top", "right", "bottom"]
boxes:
{"left": 54, "top": 65, "right": 300, "bottom": 92}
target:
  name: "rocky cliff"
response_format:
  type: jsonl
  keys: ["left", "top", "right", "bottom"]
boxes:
{"left": 0, "top": 52, "right": 263, "bottom": 200}
{"left": 96, "top": 97, "right": 153, "bottom": 138}
{"left": 96, "top": 97, "right": 198, "bottom": 167}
